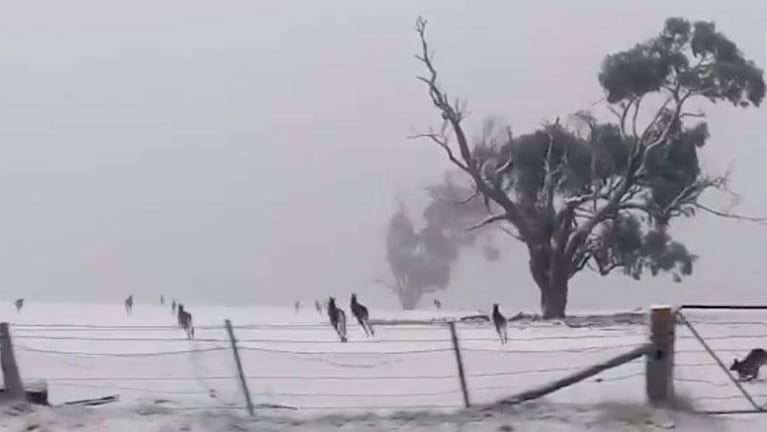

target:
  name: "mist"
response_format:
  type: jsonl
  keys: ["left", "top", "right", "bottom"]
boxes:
{"left": 0, "top": 0, "right": 765, "bottom": 312}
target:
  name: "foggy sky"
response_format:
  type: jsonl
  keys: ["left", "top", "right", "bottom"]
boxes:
{"left": 0, "top": 1, "right": 765, "bottom": 312}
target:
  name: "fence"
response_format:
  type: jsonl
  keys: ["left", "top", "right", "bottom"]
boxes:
{"left": 673, "top": 304, "right": 767, "bottom": 415}
{"left": 0, "top": 306, "right": 674, "bottom": 415}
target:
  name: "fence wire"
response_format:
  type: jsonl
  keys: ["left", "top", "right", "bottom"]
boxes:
{"left": 674, "top": 307, "right": 767, "bottom": 414}
{"left": 9, "top": 319, "right": 653, "bottom": 413}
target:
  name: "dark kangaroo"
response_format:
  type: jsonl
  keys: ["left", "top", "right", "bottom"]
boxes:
{"left": 350, "top": 293, "right": 374, "bottom": 338}
{"left": 730, "top": 348, "right": 767, "bottom": 381}
{"left": 177, "top": 304, "right": 195, "bottom": 339}
{"left": 327, "top": 297, "right": 347, "bottom": 343}
{"left": 14, "top": 298, "right": 23, "bottom": 313}
{"left": 124, "top": 295, "right": 133, "bottom": 316}
{"left": 491, "top": 304, "right": 508, "bottom": 344}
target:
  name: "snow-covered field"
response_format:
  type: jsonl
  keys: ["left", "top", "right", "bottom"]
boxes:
{"left": 2, "top": 302, "right": 767, "bottom": 430}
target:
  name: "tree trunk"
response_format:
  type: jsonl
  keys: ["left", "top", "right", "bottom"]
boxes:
{"left": 540, "top": 279, "right": 568, "bottom": 319}
{"left": 398, "top": 289, "right": 421, "bottom": 310}
{"left": 528, "top": 244, "right": 569, "bottom": 319}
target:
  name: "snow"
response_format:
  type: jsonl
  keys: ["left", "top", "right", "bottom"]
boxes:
{"left": 1, "top": 301, "right": 767, "bottom": 430}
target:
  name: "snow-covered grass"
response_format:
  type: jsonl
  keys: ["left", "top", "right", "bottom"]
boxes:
{"left": 2, "top": 302, "right": 767, "bottom": 430}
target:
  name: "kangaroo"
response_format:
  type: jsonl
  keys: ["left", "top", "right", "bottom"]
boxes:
{"left": 177, "top": 304, "right": 195, "bottom": 339}
{"left": 350, "top": 293, "right": 374, "bottom": 338}
{"left": 124, "top": 295, "right": 133, "bottom": 316}
{"left": 160, "top": 294, "right": 165, "bottom": 305}
{"left": 315, "top": 300, "right": 323, "bottom": 314}
{"left": 327, "top": 297, "right": 347, "bottom": 343}
{"left": 491, "top": 303, "right": 508, "bottom": 344}
{"left": 730, "top": 348, "right": 767, "bottom": 381}
{"left": 14, "top": 298, "right": 24, "bottom": 313}
{"left": 171, "top": 300, "right": 177, "bottom": 314}
{"left": 294, "top": 300, "right": 301, "bottom": 314}
{"left": 433, "top": 298, "right": 442, "bottom": 309}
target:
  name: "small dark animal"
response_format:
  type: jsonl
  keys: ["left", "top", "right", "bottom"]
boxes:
{"left": 171, "top": 300, "right": 177, "bottom": 314}
{"left": 350, "top": 293, "right": 374, "bottom": 338}
{"left": 730, "top": 348, "right": 767, "bottom": 381}
{"left": 294, "top": 300, "right": 301, "bottom": 313}
{"left": 177, "top": 304, "right": 195, "bottom": 339}
{"left": 326, "top": 297, "right": 347, "bottom": 342}
{"left": 491, "top": 304, "right": 508, "bottom": 344}
{"left": 160, "top": 294, "right": 165, "bottom": 305}
{"left": 14, "top": 298, "right": 24, "bottom": 313}
{"left": 124, "top": 295, "right": 133, "bottom": 316}
{"left": 433, "top": 298, "right": 442, "bottom": 309}
{"left": 315, "top": 300, "right": 322, "bottom": 313}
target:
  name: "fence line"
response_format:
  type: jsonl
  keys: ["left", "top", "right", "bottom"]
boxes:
{"left": 4, "top": 309, "right": 673, "bottom": 414}
{"left": 673, "top": 305, "right": 767, "bottom": 415}
{"left": 15, "top": 345, "right": 229, "bottom": 358}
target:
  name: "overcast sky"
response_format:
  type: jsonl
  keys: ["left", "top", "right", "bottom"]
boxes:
{"left": 0, "top": 1, "right": 765, "bottom": 312}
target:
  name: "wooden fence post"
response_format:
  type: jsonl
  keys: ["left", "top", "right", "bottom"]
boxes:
{"left": 0, "top": 322, "right": 25, "bottom": 400}
{"left": 646, "top": 305, "right": 675, "bottom": 404}
{"left": 225, "top": 319, "right": 255, "bottom": 417}
{"left": 448, "top": 321, "right": 470, "bottom": 408}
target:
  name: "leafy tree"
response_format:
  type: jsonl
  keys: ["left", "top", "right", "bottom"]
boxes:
{"left": 378, "top": 191, "right": 500, "bottom": 309}
{"left": 411, "top": 17, "right": 765, "bottom": 318}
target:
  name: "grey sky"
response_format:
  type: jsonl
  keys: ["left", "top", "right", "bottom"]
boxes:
{"left": 0, "top": 1, "right": 765, "bottom": 311}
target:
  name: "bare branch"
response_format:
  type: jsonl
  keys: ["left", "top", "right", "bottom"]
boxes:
{"left": 695, "top": 203, "right": 767, "bottom": 224}
{"left": 630, "top": 97, "right": 642, "bottom": 141}
{"left": 407, "top": 129, "right": 470, "bottom": 173}
{"left": 468, "top": 213, "right": 510, "bottom": 232}
{"left": 412, "top": 16, "right": 534, "bottom": 241}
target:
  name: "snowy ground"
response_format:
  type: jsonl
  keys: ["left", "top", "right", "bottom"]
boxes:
{"left": 2, "top": 302, "right": 767, "bottom": 430}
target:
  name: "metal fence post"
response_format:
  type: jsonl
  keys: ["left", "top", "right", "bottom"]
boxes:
{"left": 0, "top": 322, "right": 25, "bottom": 400}
{"left": 448, "top": 321, "right": 470, "bottom": 408}
{"left": 225, "top": 319, "right": 255, "bottom": 416}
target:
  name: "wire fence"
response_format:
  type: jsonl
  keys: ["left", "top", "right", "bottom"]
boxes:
{"left": 673, "top": 307, "right": 767, "bottom": 414}
{"left": 8, "top": 318, "right": 652, "bottom": 414}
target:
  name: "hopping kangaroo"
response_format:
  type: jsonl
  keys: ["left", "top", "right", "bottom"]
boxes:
{"left": 177, "top": 304, "right": 195, "bottom": 339}
{"left": 730, "top": 348, "right": 767, "bottom": 381}
{"left": 350, "top": 294, "right": 374, "bottom": 338}
{"left": 14, "top": 298, "right": 24, "bottom": 313}
{"left": 491, "top": 304, "right": 508, "bottom": 344}
{"left": 326, "top": 297, "right": 348, "bottom": 343}
{"left": 124, "top": 295, "right": 133, "bottom": 316}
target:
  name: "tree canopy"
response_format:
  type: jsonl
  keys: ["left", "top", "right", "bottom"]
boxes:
{"left": 411, "top": 16, "right": 765, "bottom": 317}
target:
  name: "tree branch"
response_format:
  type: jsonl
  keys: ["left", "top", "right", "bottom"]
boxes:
{"left": 695, "top": 203, "right": 767, "bottom": 224}
{"left": 413, "top": 16, "right": 534, "bottom": 242}
{"left": 468, "top": 213, "right": 511, "bottom": 232}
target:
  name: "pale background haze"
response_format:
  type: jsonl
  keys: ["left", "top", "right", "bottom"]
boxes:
{"left": 0, "top": 0, "right": 765, "bottom": 312}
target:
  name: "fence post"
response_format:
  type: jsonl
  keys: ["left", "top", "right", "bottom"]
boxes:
{"left": 448, "top": 321, "right": 470, "bottom": 408}
{"left": 0, "top": 322, "right": 25, "bottom": 400}
{"left": 646, "top": 305, "right": 674, "bottom": 404}
{"left": 225, "top": 319, "right": 255, "bottom": 417}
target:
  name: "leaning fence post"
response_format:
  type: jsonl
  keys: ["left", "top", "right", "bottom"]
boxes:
{"left": 0, "top": 322, "right": 25, "bottom": 400}
{"left": 448, "top": 321, "right": 470, "bottom": 408}
{"left": 225, "top": 319, "right": 255, "bottom": 417}
{"left": 646, "top": 305, "right": 674, "bottom": 404}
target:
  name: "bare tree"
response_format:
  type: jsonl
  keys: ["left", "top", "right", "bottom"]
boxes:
{"left": 411, "top": 17, "right": 765, "bottom": 318}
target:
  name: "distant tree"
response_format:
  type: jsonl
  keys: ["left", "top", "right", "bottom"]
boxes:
{"left": 411, "top": 17, "right": 765, "bottom": 318}
{"left": 377, "top": 193, "right": 500, "bottom": 310}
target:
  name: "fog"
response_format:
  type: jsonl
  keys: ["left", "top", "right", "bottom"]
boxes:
{"left": 0, "top": 0, "right": 764, "bottom": 311}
